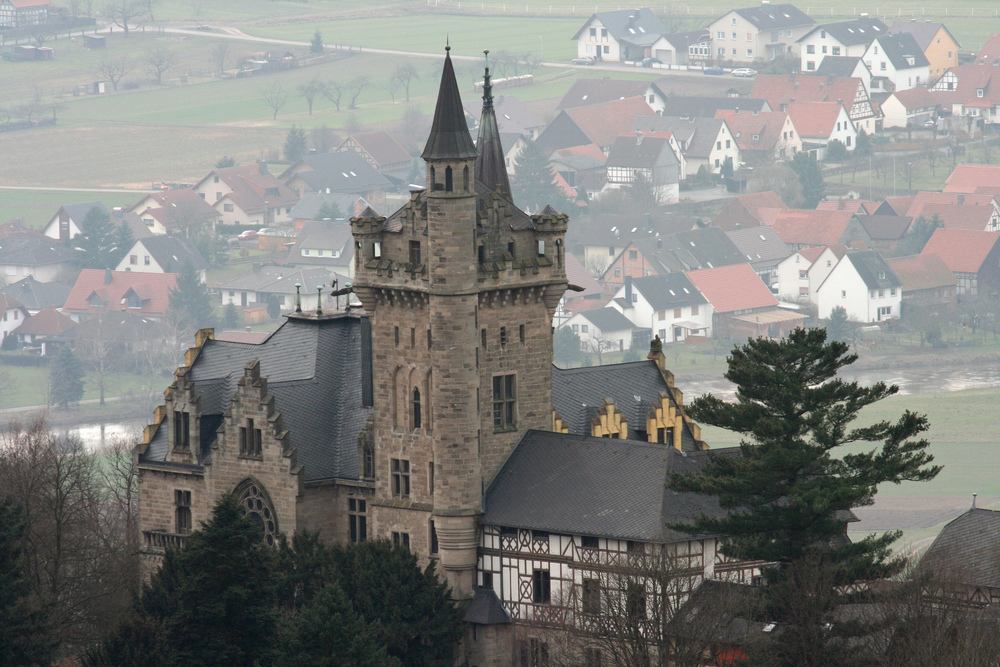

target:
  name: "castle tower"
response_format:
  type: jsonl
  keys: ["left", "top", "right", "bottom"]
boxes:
{"left": 350, "top": 48, "right": 568, "bottom": 600}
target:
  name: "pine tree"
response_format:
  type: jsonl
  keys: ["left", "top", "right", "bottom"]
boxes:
{"left": 790, "top": 151, "right": 825, "bottom": 209}
{"left": 670, "top": 327, "right": 940, "bottom": 664}
{"left": 824, "top": 306, "right": 852, "bottom": 344}
{"left": 216, "top": 156, "right": 236, "bottom": 168}
{"left": 554, "top": 325, "right": 584, "bottom": 367}
{"left": 0, "top": 499, "right": 55, "bottom": 666}
{"left": 510, "top": 137, "right": 569, "bottom": 213}
{"left": 50, "top": 345, "right": 85, "bottom": 408}
{"left": 284, "top": 127, "right": 308, "bottom": 163}
{"left": 115, "top": 219, "right": 135, "bottom": 267}
{"left": 222, "top": 302, "right": 240, "bottom": 330}
{"left": 310, "top": 29, "right": 324, "bottom": 54}
{"left": 168, "top": 261, "right": 216, "bottom": 332}
{"left": 72, "top": 206, "right": 120, "bottom": 270}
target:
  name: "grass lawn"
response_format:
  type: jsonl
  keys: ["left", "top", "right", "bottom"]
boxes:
{"left": 2, "top": 365, "right": 156, "bottom": 409}
{"left": 0, "top": 189, "right": 139, "bottom": 230}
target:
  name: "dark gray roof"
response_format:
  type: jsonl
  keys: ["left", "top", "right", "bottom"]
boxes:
{"left": 578, "top": 306, "right": 635, "bottom": 332}
{"left": 659, "top": 96, "right": 769, "bottom": 119}
{"left": 475, "top": 64, "right": 513, "bottom": 199}
{"left": 290, "top": 152, "right": 392, "bottom": 195}
{"left": 606, "top": 135, "right": 680, "bottom": 170}
{"left": 556, "top": 79, "right": 661, "bottom": 111}
{"left": 0, "top": 236, "right": 74, "bottom": 267}
{"left": 287, "top": 221, "right": 354, "bottom": 268}
{"left": 632, "top": 226, "right": 747, "bottom": 274}
{"left": 661, "top": 29, "right": 711, "bottom": 51}
{"left": 59, "top": 200, "right": 108, "bottom": 223}
{"left": 857, "top": 215, "right": 912, "bottom": 241}
{"left": 726, "top": 226, "right": 793, "bottom": 269}
{"left": 846, "top": 250, "right": 901, "bottom": 289}
{"left": 814, "top": 56, "right": 867, "bottom": 77}
{"left": 288, "top": 192, "right": 367, "bottom": 221}
{"left": 888, "top": 20, "right": 955, "bottom": 51}
{"left": 135, "top": 235, "right": 207, "bottom": 272}
{"left": 920, "top": 508, "right": 1000, "bottom": 589}
{"left": 483, "top": 429, "right": 733, "bottom": 542}
{"left": 422, "top": 49, "right": 479, "bottom": 161}
{"left": 464, "top": 95, "right": 545, "bottom": 135}
{"left": 218, "top": 266, "right": 335, "bottom": 295}
{"left": 629, "top": 273, "right": 707, "bottom": 310}
{"left": 464, "top": 587, "right": 511, "bottom": 625}
{"left": 732, "top": 3, "right": 814, "bottom": 30}
{"left": 0, "top": 276, "right": 72, "bottom": 311}
{"left": 634, "top": 116, "right": 727, "bottom": 159}
{"left": 875, "top": 32, "right": 930, "bottom": 70}
{"left": 140, "top": 313, "right": 373, "bottom": 482}
{"left": 572, "top": 8, "right": 668, "bottom": 47}
{"left": 799, "top": 17, "right": 888, "bottom": 47}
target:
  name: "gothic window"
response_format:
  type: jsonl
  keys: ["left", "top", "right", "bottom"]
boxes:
{"left": 657, "top": 427, "right": 674, "bottom": 445}
{"left": 411, "top": 387, "right": 421, "bottom": 429}
{"left": 532, "top": 569, "right": 551, "bottom": 603}
{"left": 493, "top": 374, "right": 516, "bottom": 430}
{"left": 409, "top": 241, "right": 421, "bottom": 266}
{"left": 234, "top": 479, "right": 278, "bottom": 546}
{"left": 463, "top": 165, "right": 469, "bottom": 191}
{"left": 392, "top": 531, "right": 410, "bottom": 549}
{"left": 239, "top": 418, "right": 262, "bottom": 457}
{"left": 174, "top": 490, "right": 192, "bottom": 534}
{"left": 582, "top": 578, "right": 601, "bottom": 615}
{"left": 391, "top": 458, "right": 410, "bottom": 498}
{"left": 445, "top": 166, "right": 453, "bottom": 192}
{"left": 507, "top": 241, "right": 515, "bottom": 258}
{"left": 348, "top": 497, "right": 367, "bottom": 542}
{"left": 173, "top": 410, "right": 190, "bottom": 450}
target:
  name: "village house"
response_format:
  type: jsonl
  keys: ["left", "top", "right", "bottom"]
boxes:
{"left": 191, "top": 162, "right": 299, "bottom": 228}
{"left": 861, "top": 32, "right": 930, "bottom": 92}
{"left": 554, "top": 253, "right": 606, "bottom": 324}
{"left": 785, "top": 101, "right": 857, "bottom": 159}
{"left": 11, "top": 306, "right": 75, "bottom": 355}
{"left": 336, "top": 131, "right": 412, "bottom": 174}
{"left": 0, "top": 294, "right": 29, "bottom": 342}
{"left": 770, "top": 209, "right": 873, "bottom": 250}
{"left": 661, "top": 96, "right": 770, "bottom": 119}
{"left": 549, "top": 144, "right": 607, "bottom": 201}
{"left": 116, "top": 236, "right": 208, "bottom": 282}
{"left": 563, "top": 306, "right": 636, "bottom": 353}
{"left": 41, "top": 201, "right": 108, "bottom": 242}
{"left": 686, "top": 262, "right": 804, "bottom": 338}
{"left": 612, "top": 273, "right": 711, "bottom": 342}
{"left": 931, "top": 65, "right": 1000, "bottom": 132}
{"left": 814, "top": 250, "right": 902, "bottom": 322}
{"left": 712, "top": 190, "right": 788, "bottom": 231}
{"left": 708, "top": 3, "right": 815, "bottom": 65}
{"left": 568, "top": 212, "right": 696, "bottom": 277}
{"left": 464, "top": 95, "right": 546, "bottom": 140}
{"left": 815, "top": 56, "right": 874, "bottom": 96}
{"left": 603, "top": 131, "right": 682, "bottom": 203}
{"left": 0, "top": 0, "right": 52, "bottom": 28}
{"left": 921, "top": 228, "right": 1000, "bottom": 295}
{"left": 572, "top": 8, "right": 668, "bottom": 62}
{"left": 915, "top": 203, "right": 1000, "bottom": 232}
{"left": 715, "top": 110, "right": 802, "bottom": 163}
{"left": 633, "top": 116, "right": 740, "bottom": 175}
{"left": 285, "top": 220, "right": 355, "bottom": 277}
{"left": 943, "top": 163, "right": 1000, "bottom": 195}
{"left": 905, "top": 191, "right": 998, "bottom": 218}
{"left": 600, "top": 241, "right": 659, "bottom": 290}
{"left": 751, "top": 74, "right": 881, "bottom": 135}
{"left": 889, "top": 20, "right": 960, "bottom": 83}
{"left": 856, "top": 214, "right": 913, "bottom": 252}
{"left": 556, "top": 78, "right": 669, "bottom": 115}
{"left": 217, "top": 265, "right": 338, "bottom": 311}
{"left": 880, "top": 87, "right": 942, "bottom": 128}
{"left": 816, "top": 198, "right": 876, "bottom": 215}
{"left": 885, "top": 253, "right": 957, "bottom": 313}
{"left": 281, "top": 151, "right": 393, "bottom": 214}
{"left": 536, "top": 96, "right": 657, "bottom": 156}
{"left": 798, "top": 16, "right": 888, "bottom": 73}
{"left": 0, "top": 275, "right": 71, "bottom": 315}
{"left": 126, "top": 188, "right": 221, "bottom": 237}
{"left": 62, "top": 269, "right": 177, "bottom": 322}
{"left": 774, "top": 245, "right": 829, "bottom": 300}
{"left": 287, "top": 192, "right": 372, "bottom": 231}
{"left": 726, "top": 224, "right": 792, "bottom": 287}
{"left": 648, "top": 29, "right": 712, "bottom": 66}
{"left": 0, "top": 235, "right": 75, "bottom": 283}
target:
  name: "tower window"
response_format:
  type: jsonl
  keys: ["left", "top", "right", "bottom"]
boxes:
{"left": 429, "top": 519, "right": 439, "bottom": 554}
{"left": 412, "top": 387, "right": 421, "bottom": 429}
{"left": 239, "top": 418, "right": 262, "bottom": 457}
{"left": 363, "top": 446, "right": 374, "bottom": 478}
{"left": 507, "top": 241, "right": 515, "bottom": 258}
{"left": 519, "top": 324, "right": 525, "bottom": 344}
{"left": 173, "top": 410, "right": 190, "bottom": 450}
{"left": 175, "top": 490, "right": 192, "bottom": 534}
{"left": 427, "top": 328, "right": 433, "bottom": 350}
{"left": 409, "top": 241, "right": 421, "bottom": 266}
{"left": 478, "top": 245, "right": 485, "bottom": 263}
{"left": 493, "top": 374, "right": 516, "bottom": 430}
{"left": 373, "top": 242, "right": 381, "bottom": 258}
{"left": 463, "top": 165, "right": 469, "bottom": 191}
{"left": 445, "top": 166, "right": 453, "bottom": 192}
{"left": 410, "top": 328, "right": 415, "bottom": 347}
{"left": 394, "top": 326, "right": 399, "bottom": 347}
{"left": 500, "top": 326, "right": 508, "bottom": 347}
{"left": 391, "top": 458, "right": 410, "bottom": 498}
{"left": 537, "top": 240, "right": 545, "bottom": 257}
{"left": 481, "top": 328, "right": 487, "bottom": 348}
{"left": 348, "top": 498, "right": 367, "bottom": 542}
{"left": 429, "top": 461, "right": 435, "bottom": 494}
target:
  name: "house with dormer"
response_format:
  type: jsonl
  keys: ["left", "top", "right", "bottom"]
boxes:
{"left": 708, "top": 3, "right": 814, "bottom": 64}
{"left": 889, "top": 21, "right": 960, "bottom": 82}
{"left": 62, "top": 269, "right": 177, "bottom": 322}
{"left": 751, "top": 74, "right": 881, "bottom": 135}
{"left": 192, "top": 162, "right": 299, "bottom": 227}
{"left": 726, "top": 225, "right": 792, "bottom": 287}
{"left": 715, "top": 110, "right": 802, "bottom": 163}
{"left": 862, "top": 32, "right": 930, "bottom": 92}
{"left": 931, "top": 64, "right": 1000, "bottom": 130}
{"left": 815, "top": 250, "right": 902, "bottom": 321}
{"left": 798, "top": 17, "right": 888, "bottom": 73}
{"left": 572, "top": 8, "right": 668, "bottom": 62}
{"left": 611, "top": 273, "right": 711, "bottom": 342}
{"left": 633, "top": 116, "right": 740, "bottom": 175}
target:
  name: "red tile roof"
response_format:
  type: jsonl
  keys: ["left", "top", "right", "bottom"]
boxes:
{"left": 889, "top": 86, "right": 943, "bottom": 111}
{"left": 715, "top": 110, "right": 791, "bottom": 151}
{"left": 556, "top": 144, "right": 608, "bottom": 162}
{"left": 751, "top": 75, "right": 867, "bottom": 115}
{"left": 944, "top": 163, "right": 1000, "bottom": 194}
{"left": 565, "top": 96, "right": 657, "bottom": 149}
{"left": 738, "top": 191, "right": 788, "bottom": 216}
{"left": 816, "top": 199, "right": 875, "bottom": 214}
{"left": 905, "top": 191, "right": 996, "bottom": 218}
{"left": 785, "top": 101, "right": 846, "bottom": 139}
{"left": 771, "top": 209, "right": 856, "bottom": 246}
{"left": 798, "top": 246, "right": 828, "bottom": 263}
{"left": 886, "top": 254, "right": 957, "bottom": 292}
{"left": 12, "top": 307, "right": 74, "bottom": 336}
{"left": 975, "top": 34, "right": 1000, "bottom": 65}
{"left": 10, "top": 0, "right": 52, "bottom": 7}
{"left": 921, "top": 229, "right": 1000, "bottom": 273}
{"left": 63, "top": 270, "right": 177, "bottom": 318}
{"left": 0, "top": 294, "right": 26, "bottom": 314}
{"left": 686, "top": 263, "right": 778, "bottom": 313}
{"left": 936, "top": 65, "right": 1000, "bottom": 108}
{"left": 881, "top": 196, "right": 914, "bottom": 216}
{"left": 917, "top": 203, "right": 996, "bottom": 231}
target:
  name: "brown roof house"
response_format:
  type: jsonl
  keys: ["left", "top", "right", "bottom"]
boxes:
{"left": 770, "top": 209, "right": 873, "bottom": 250}
{"left": 921, "top": 228, "right": 1000, "bottom": 295}
{"left": 712, "top": 191, "right": 788, "bottom": 231}
{"left": 750, "top": 74, "right": 880, "bottom": 135}
{"left": 886, "top": 253, "right": 957, "bottom": 313}
{"left": 556, "top": 78, "right": 668, "bottom": 115}
{"left": 336, "top": 131, "right": 413, "bottom": 174}
{"left": 535, "top": 96, "right": 656, "bottom": 155}
{"left": 918, "top": 507, "right": 1000, "bottom": 605}
{"left": 715, "top": 110, "right": 802, "bottom": 163}
{"left": 686, "top": 262, "right": 805, "bottom": 339}
{"left": 126, "top": 188, "right": 221, "bottom": 237}
{"left": 11, "top": 306, "right": 75, "bottom": 355}
{"left": 192, "top": 162, "right": 299, "bottom": 228}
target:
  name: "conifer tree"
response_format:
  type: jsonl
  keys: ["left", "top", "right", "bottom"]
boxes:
{"left": 168, "top": 261, "right": 216, "bottom": 332}
{"left": 510, "top": 137, "right": 569, "bottom": 213}
{"left": 824, "top": 306, "right": 852, "bottom": 344}
{"left": 115, "top": 220, "right": 135, "bottom": 266}
{"left": 284, "top": 127, "right": 308, "bottom": 163}
{"left": 0, "top": 499, "right": 55, "bottom": 666}
{"left": 72, "top": 206, "right": 120, "bottom": 270}
{"left": 50, "top": 345, "right": 85, "bottom": 408}
{"left": 790, "top": 152, "right": 825, "bottom": 209}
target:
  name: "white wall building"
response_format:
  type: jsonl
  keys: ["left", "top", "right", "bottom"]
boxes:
{"left": 815, "top": 251, "right": 902, "bottom": 321}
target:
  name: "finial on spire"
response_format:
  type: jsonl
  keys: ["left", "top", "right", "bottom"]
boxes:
{"left": 446, "top": 36, "right": 450, "bottom": 51}
{"left": 482, "top": 49, "right": 494, "bottom": 111}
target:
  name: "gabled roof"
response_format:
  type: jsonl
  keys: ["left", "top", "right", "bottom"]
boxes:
{"left": 857, "top": 214, "right": 912, "bottom": 240}
{"left": 0, "top": 276, "right": 71, "bottom": 311}
{"left": 57, "top": 200, "right": 108, "bottom": 224}
{"left": 686, "top": 263, "right": 778, "bottom": 312}
{"left": 879, "top": 196, "right": 913, "bottom": 216}
{"left": 799, "top": 17, "right": 887, "bottom": 46}
{"left": 629, "top": 272, "right": 707, "bottom": 310}
{"left": 906, "top": 191, "right": 996, "bottom": 218}
{"left": 286, "top": 151, "right": 392, "bottom": 195}
{"left": 726, "top": 225, "right": 792, "bottom": 267}
{"left": 634, "top": 116, "right": 729, "bottom": 159}
{"left": 556, "top": 78, "right": 662, "bottom": 111}
{"left": 844, "top": 250, "right": 901, "bottom": 289}
{"left": 562, "top": 96, "right": 657, "bottom": 149}
{"left": 712, "top": 191, "right": 789, "bottom": 231}
{"left": 464, "top": 95, "right": 545, "bottom": 135}
{"left": 798, "top": 245, "right": 830, "bottom": 264}
{"left": 63, "top": 269, "right": 177, "bottom": 318}
{"left": 785, "top": 101, "right": 848, "bottom": 139}
{"left": 484, "top": 430, "right": 732, "bottom": 542}
{"left": 217, "top": 265, "right": 335, "bottom": 296}
{"left": 203, "top": 163, "right": 299, "bottom": 213}
{"left": 921, "top": 229, "right": 1000, "bottom": 273}
{"left": 286, "top": 221, "right": 354, "bottom": 267}
{"left": 0, "top": 236, "right": 74, "bottom": 267}
{"left": 659, "top": 96, "right": 769, "bottom": 119}
{"left": 751, "top": 75, "right": 868, "bottom": 114}
{"left": 606, "top": 132, "right": 679, "bottom": 170}
{"left": 132, "top": 236, "right": 207, "bottom": 272}
{"left": 660, "top": 29, "right": 711, "bottom": 51}
{"left": 917, "top": 203, "right": 996, "bottom": 231}
{"left": 729, "top": 3, "right": 814, "bottom": 30}
{"left": 639, "top": 226, "right": 748, "bottom": 273}
{"left": 816, "top": 199, "right": 875, "bottom": 214}
{"left": 771, "top": 209, "right": 858, "bottom": 246}
{"left": 889, "top": 20, "right": 958, "bottom": 52}
{"left": 341, "top": 130, "right": 411, "bottom": 168}
{"left": 0, "top": 294, "right": 27, "bottom": 315}
{"left": 578, "top": 307, "right": 635, "bottom": 332}
{"left": 572, "top": 8, "right": 668, "bottom": 47}
{"left": 11, "top": 307, "right": 75, "bottom": 337}
{"left": 128, "top": 188, "right": 220, "bottom": 229}
{"left": 871, "top": 32, "right": 930, "bottom": 70}
{"left": 715, "top": 110, "right": 790, "bottom": 151}
{"left": 944, "top": 163, "right": 1000, "bottom": 194}
{"left": 422, "top": 47, "right": 478, "bottom": 160}
{"left": 814, "top": 56, "right": 869, "bottom": 78}
{"left": 288, "top": 192, "right": 371, "bottom": 221}
{"left": 564, "top": 252, "right": 604, "bottom": 299}
{"left": 886, "top": 253, "right": 956, "bottom": 292}
{"left": 887, "top": 86, "right": 943, "bottom": 112}
{"left": 919, "top": 508, "right": 1000, "bottom": 589}
{"left": 974, "top": 33, "right": 1000, "bottom": 66}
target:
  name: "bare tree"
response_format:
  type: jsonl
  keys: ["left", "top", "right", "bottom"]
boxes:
{"left": 211, "top": 41, "right": 229, "bottom": 76}
{"left": 140, "top": 0, "right": 158, "bottom": 20}
{"left": 67, "top": 0, "right": 82, "bottom": 17}
{"left": 145, "top": 46, "right": 175, "bottom": 85}
{"left": 381, "top": 75, "right": 402, "bottom": 105}
{"left": 393, "top": 62, "right": 419, "bottom": 102}
{"left": 585, "top": 332, "right": 620, "bottom": 365}
{"left": 102, "top": 0, "right": 143, "bottom": 37}
{"left": 346, "top": 75, "right": 370, "bottom": 109}
{"left": 396, "top": 105, "right": 428, "bottom": 155}
{"left": 262, "top": 82, "right": 287, "bottom": 120}
{"left": 190, "top": 0, "right": 206, "bottom": 18}
{"left": 73, "top": 313, "right": 123, "bottom": 406}
{"left": 97, "top": 53, "right": 135, "bottom": 92}
{"left": 29, "top": 23, "right": 51, "bottom": 47}
{"left": 298, "top": 76, "right": 326, "bottom": 115}
{"left": 323, "top": 79, "right": 343, "bottom": 111}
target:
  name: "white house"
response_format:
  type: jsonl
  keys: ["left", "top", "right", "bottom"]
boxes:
{"left": 572, "top": 8, "right": 668, "bottom": 62}
{"left": 798, "top": 17, "right": 887, "bottom": 72}
{"left": 0, "top": 294, "right": 29, "bottom": 341}
{"left": 116, "top": 236, "right": 208, "bottom": 283}
{"left": 611, "top": 274, "right": 712, "bottom": 342}
{"left": 191, "top": 162, "right": 298, "bottom": 228}
{"left": 785, "top": 102, "right": 857, "bottom": 160}
{"left": 862, "top": 33, "right": 930, "bottom": 92}
{"left": 564, "top": 307, "right": 636, "bottom": 353}
{"left": 633, "top": 116, "right": 741, "bottom": 175}
{"left": 0, "top": 236, "right": 75, "bottom": 283}
{"left": 42, "top": 201, "right": 108, "bottom": 242}
{"left": 815, "top": 250, "right": 902, "bottom": 321}
{"left": 708, "top": 3, "right": 815, "bottom": 65}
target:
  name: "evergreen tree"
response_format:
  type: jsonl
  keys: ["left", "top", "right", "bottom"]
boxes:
{"left": 891, "top": 214, "right": 941, "bottom": 257}
{"left": 114, "top": 220, "right": 135, "bottom": 267}
{"left": 222, "top": 302, "right": 240, "bottom": 330}
{"left": 670, "top": 328, "right": 940, "bottom": 664}
{"left": 824, "top": 139, "right": 848, "bottom": 162}
{"left": 510, "top": 137, "right": 569, "bottom": 213}
{"left": 0, "top": 499, "right": 55, "bottom": 667}
{"left": 315, "top": 201, "right": 343, "bottom": 221}
{"left": 720, "top": 156, "right": 734, "bottom": 180}
{"left": 790, "top": 152, "right": 825, "bottom": 209}
{"left": 553, "top": 325, "right": 584, "bottom": 367}
{"left": 168, "top": 261, "right": 216, "bottom": 332}
{"left": 854, "top": 128, "right": 872, "bottom": 158}
{"left": 72, "top": 205, "right": 120, "bottom": 269}
{"left": 266, "top": 295, "right": 281, "bottom": 320}
{"left": 824, "top": 305, "right": 852, "bottom": 344}
{"left": 1, "top": 332, "right": 16, "bottom": 351}
{"left": 284, "top": 127, "right": 308, "bottom": 163}
{"left": 310, "top": 29, "right": 324, "bottom": 54}
{"left": 81, "top": 615, "right": 169, "bottom": 667}
{"left": 216, "top": 156, "right": 236, "bottom": 168}
{"left": 50, "top": 345, "right": 85, "bottom": 408}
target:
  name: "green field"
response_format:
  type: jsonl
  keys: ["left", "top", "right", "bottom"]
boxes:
{"left": 0, "top": 189, "right": 138, "bottom": 230}
{"left": 0, "top": 364, "right": 163, "bottom": 409}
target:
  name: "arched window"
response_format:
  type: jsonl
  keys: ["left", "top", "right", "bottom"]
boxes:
{"left": 233, "top": 479, "right": 279, "bottom": 546}
{"left": 412, "top": 387, "right": 421, "bottom": 429}
{"left": 445, "top": 166, "right": 453, "bottom": 192}
{"left": 463, "top": 165, "right": 470, "bottom": 191}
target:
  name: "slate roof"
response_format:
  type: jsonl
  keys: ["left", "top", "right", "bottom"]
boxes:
{"left": 287, "top": 151, "right": 392, "bottom": 195}
{"left": 814, "top": 56, "right": 867, "bottom": 78}
{"left": 475, "top": 65, "right": 513, "bottom": 199}
{"left": 422, "top": 49, "right": 478, "bottom": 160}
{"left": 286, "top": 221, "right": 354, "bottom": 268}
{"left": 0, "top": 236, "right": 74, "bottom": 267}
{"left": 567, "top": 212, "right": 697, "bottom": 250}
{"left": 799, "top": 17, "right": 887, "bottom": 46}
{"left": 0, "top": 276, "right": 71, "bottom": 312}
{"left": 889, "top": 21, "right": 955, "bottom": 51}
{"left": 629, "top": 273, "right": 707, "bottom": 310}
{"left": 483, "top": 429, "right": 733, "bottom": 542}
{"left": 944, "top": 164, "right": 1000, "bottom": 194}
{"left": 140, "top": 313, "right": 374, "bottom": 482}
{"left": 288, "top": 192, "right": 371, "bottom": 221}
{"left": 872, "top": 33, "right": 930, "bottom": 70}
{"left": 572, "top": 8, "right": 668, "bottom": 47}
{"left": 464, "top": 587, "right": 511, "bottom": 625}
{"left": 218, "top": 266, "right": 336, "bottom": 296}
{"left": 58, "top": 200, "right": 108, "bottom": 223}
{"left": 686, "top": 263, "right": 779, "bottom": 313}
{"left": 606, "top": 132, "right": 679, "bottom": 170}
{"left": 578, "top": 307, "right": 634, "bottom": 332}
{"left": 726, "top": 226, "right": 792, "bottom": 268}
{"left": 464, "top": 95, "right": 545, "bottom": 135}
{"left": 660, "top": 29, "right": 711, "bottom": 52}
{"left": 659, "top": 96, "right": 769, "bottom": 119}
{"left": 645, "top": 226, "right": 748, "bottom": 273}
{"left": 921, "top": 229, "right": 1000, "bottom": 273}
{"left": 844, "top": 250, "right": 901, "bottom": 289}
{"left": 132, "top": 236, "right": 208, "bottom": 272}
{"left": 731, "top": 3, "right": 814, "bottom": 31}
{"left": 919, "top": 507, "right": 1000, "bottom": 588}
{"left": 886, "top": 254, "right": 956, "bottom": 292}
{"left": 556, "top": 79, "right": 661, "bottom": 111}
{"left": 857, "top": 214, "right": 912, "bottom": 241}
{"left": 63, "top": 269, "right": 177, "bottom": 318}
{"left": 341, "top": 130, "right": 411, "bottom": 168}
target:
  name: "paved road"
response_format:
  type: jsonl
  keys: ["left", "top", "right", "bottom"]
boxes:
{"left": 0, "top": 185, "right": 154, "bottom": 194}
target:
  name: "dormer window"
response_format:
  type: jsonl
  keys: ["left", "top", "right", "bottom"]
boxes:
{"left": 88, "top": 293, "right": 103, "bottom": 307}
{"left": 978, "top": 88, "right": 985, "bottom": 98}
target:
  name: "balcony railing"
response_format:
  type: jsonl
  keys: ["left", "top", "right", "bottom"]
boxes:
{"left": 143, "top": 530, "right": 187, "bottom": 551}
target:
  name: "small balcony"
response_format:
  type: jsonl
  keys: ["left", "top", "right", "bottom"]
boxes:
{"left": 142, "top": 530, "right": 188, "bottom": 552}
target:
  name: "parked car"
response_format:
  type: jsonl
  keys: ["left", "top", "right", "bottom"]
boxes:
{"left": 641, "top": 57, "right": 662, "bottom": 68}
{"left": 923, "top": 119, "right": 937, "bottom": 128}
{"left": 237, "top": 230, "right": 258, "bottom": 241}
{"left": 571, "top": 56, "right": 596, "bottom": 66}
{"left": 257, "top": 228, "right": 278, "bottom": 236}
{"left": 732, "top": 68, "right": 758, "bottom": 77}
{"left": 704, "top": 66, "right": 724, "bottom": 75}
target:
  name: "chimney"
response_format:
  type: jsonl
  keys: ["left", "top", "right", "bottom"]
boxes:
{"left": 624, "top": 275, "right": 633, "bottom": 303}
{"left": 636, "top": 130, "right": 644, "bottom": 145}
{"left": 735, "top": 106, "right": 740, "bottom": 114}
{"left": 104, "top": 268, "right": 113, "bottom": 285}
{"left": 257, "top": 160, "right": 268, "bottom": 175}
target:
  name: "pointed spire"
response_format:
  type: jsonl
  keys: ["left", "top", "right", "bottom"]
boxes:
{"left": 422, "top": 46, "right": 478, "bottom": 161}
{"left": 475, "top": 49, "right": 512, "bottom": 199}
